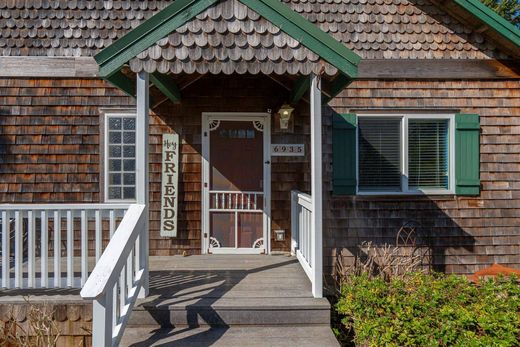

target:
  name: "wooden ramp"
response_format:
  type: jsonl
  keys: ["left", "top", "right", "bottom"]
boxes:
{"left": 121, "top": 255, "right": 338, "bottom": 346}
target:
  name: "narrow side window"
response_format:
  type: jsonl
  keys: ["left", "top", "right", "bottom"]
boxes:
{"left": 105, "top": 113, "right": 137, "bottom": 201}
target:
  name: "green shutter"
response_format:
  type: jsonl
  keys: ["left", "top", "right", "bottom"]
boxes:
{"left": 333, "top": 113, "right": 357, "bottom": 195}
{"left": 455, "top": 114, "right": 481, "bottom": 195}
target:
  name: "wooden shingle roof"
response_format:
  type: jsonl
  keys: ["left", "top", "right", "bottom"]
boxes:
{"left": 0, "top": 0, "right": 514, "bottom": 60}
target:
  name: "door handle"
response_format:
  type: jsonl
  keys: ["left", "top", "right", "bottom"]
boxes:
{"left": 265, "top": 160, "right": 270, "bottom": 164}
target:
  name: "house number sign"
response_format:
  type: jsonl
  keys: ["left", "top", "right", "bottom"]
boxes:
{"left": 160, "top": 133, "right": 179, "bottom": 237}
{"left": 271, "top": 144, "right": 305, "bottom": 156}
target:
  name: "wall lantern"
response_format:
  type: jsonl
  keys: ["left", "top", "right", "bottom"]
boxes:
{"left": 278, "top": 104, "right": 294, "bottom": 129}
{"left": 275, "top": 103, "right": 295, "bottom": 133}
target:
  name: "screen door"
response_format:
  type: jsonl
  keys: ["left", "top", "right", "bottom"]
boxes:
{"left": 202, "top": 115, "right": 269, "bottom": 253}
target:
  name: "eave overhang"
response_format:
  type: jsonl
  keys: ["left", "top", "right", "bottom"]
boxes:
{"left": 94, "top": 0, "right": 361, "bottom": 103}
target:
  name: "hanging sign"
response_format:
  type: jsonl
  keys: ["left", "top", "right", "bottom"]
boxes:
{"left": 160, "top": 133, "right": 179, "bottom": 237}
{"left": 271, "top": 144, "right": 305, "bottom": 157}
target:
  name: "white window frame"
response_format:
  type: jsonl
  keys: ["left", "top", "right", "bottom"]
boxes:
{"left": 356, "top": 113, "right": 455, "bottom": 196}
{"left": 103, "top": 111, "right": 138, "bottom": 203}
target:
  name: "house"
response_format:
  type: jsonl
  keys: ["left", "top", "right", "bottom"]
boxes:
{"left": 0, "top": 0, "right": 519, "bottom": 345}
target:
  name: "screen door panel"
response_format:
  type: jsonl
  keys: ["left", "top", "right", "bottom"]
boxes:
{"left": 209, "top": 120, "right": 264, "bottom": 250}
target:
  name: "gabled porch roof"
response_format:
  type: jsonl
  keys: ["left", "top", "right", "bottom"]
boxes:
{"left": 94, "top": 0, "right": 362, "bottom": 102}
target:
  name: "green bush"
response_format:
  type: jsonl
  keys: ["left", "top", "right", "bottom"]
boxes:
{"left": 335, "top": 272, "right": 520, "bottom": 346}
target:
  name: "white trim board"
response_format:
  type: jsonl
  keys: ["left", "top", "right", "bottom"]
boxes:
{"left": 201, "top": 112, "right": 271, "bottom": 255}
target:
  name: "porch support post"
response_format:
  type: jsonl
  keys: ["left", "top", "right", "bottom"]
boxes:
{"left": 136, "top": 71, "right": 150, "bottom": 298}
{"left": 310, "top": 73, "right": 323, "bottom": 298}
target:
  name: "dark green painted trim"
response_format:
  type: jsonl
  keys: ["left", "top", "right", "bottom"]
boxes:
{"left": 323, "top": 73, "right": 352, "bottom": 104}
{"left": 95, "top": 0, "right": 219, "bottom": 78}
{"left": 107, "top": 71, "right": 136, "bottom": 97}
{"left": 289, "top": 76, "right": 310, "bottom": 104}
{"left": 455, "top": 113, "right": 481, "bottom": 196}
{"left": 150, "top": 73, "right": 182, "bottom": 103}
{"left": 239, "top": 0, "right": 359, "bottom": 77}
{"left": 332, "top": 113, "right": 357, "bottom": 195}
{"left": 452, "top": 0, "right": 520, "bottom": 48}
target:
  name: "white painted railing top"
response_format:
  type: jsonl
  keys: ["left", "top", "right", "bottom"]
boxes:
{"left": 81, "top": 204, "right": 147, "bottom": 347}
{"left": 0, "top": 203, "right": 130, "bottom": 290}
{"left": 291, "top": 190, "right": 322, "bottom": 298}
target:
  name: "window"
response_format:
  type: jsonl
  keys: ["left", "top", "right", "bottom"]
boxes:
{"left": 357, "top": 114, "right": 454, "bottom": 194}
{"left": 105, "top": 113, "right": 137, "bottom": 201}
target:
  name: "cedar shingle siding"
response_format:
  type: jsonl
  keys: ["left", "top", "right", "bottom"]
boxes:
{"left": 1, "top": 77, "right": 519, "bottom": 273}
{"left": 325, "top": 80, "right": 520, "bottom": 275}
{"left": 0, "top": 79, "right": 134, "bottom": 203}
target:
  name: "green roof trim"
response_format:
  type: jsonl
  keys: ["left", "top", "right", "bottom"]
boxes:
{"left": 452, "top": 0, "right": 520, "bottom": 48}
{"left": 94, "top": 0, "right": 361, "bottom": 80}
{"left": 150, "top": 72, "right": 182, "bottom": 103}
{"left": 95, "top": 0, "right": 220, "bottom": 78}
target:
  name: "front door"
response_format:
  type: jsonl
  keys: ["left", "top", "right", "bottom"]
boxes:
{"left": 202, "top": 113, "right": 270, "bottom": 254}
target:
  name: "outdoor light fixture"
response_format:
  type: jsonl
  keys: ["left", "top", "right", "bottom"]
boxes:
{"left": 274, "top": 229, "right": 285, "bottom": 241}
{"left": 277, "top": 104, "right": 294, "bottom": 130}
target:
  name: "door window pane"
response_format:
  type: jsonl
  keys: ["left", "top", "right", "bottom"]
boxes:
{"left": 210, "top": 213, "right": 236, "bottom": 248}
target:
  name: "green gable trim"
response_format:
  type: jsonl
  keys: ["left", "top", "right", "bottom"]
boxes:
{"left": 95, "top": 0, "right": 361, "bottom": 80}
{"left": 452, "top": 0, "right": 520, "bottom": 48}
{"left": 289, "top": 75, "right": 310, "bottom": 104}
{"left": 108, "top": 71, "right": 136, "bottom": 97}
{"left": 322, "top": 73, "right": 353, "bottom": 104}
{"left": 150, "top": 73, "right": 182, "bottom": 103}
{"left": 95, "top": 0, "right": 219, "bottom": 78}
{"left": 239, "top": 0, "right": 360, "bottom": 78}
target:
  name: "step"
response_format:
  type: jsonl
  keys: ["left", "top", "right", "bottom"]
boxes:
{"left": 120, "top": 326, "right": 340, "bottom": 347}
{"left": 127, "top": 296, "right": 331, "bottom": 327}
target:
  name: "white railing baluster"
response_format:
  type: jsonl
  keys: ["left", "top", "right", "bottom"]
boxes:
{"left": 112, "top": 283, "right": 117, "bottom": 335}
{"left": 126, "top": 250, "right": 133, "bottom": 290}
{"left": 14, "top": 210, "right": 22, "bottom": 288}
{"left": 41, "top": 210, "right": 48, "bottom": 287}
{"left": 95, "top": 209, "right": 102, "bottom": 262}
{"left": 120, "top": 266, "right": 126, "bottom": 315}
{"left": 0, "top": 204, "right": 130, "bottom": 291}
{"left": 2, "top": 210, "right": 10, "bottom": 288}
{"left": 81, "top": 210, "right": 88, "bottom": 286}
{"left": 291, "top": 190, "right": 317, "bottom": 296}
{"left": 28, "top": 210, "right": 35, "bottom": 287}
{"left": 67, "top": 210, "right": 73, "bottom": 287}
{"left": 54, "top": 210, "right": 61, "bottom": 288}
{"left": 110, "top": 210, "right": 116, "bottom": 238}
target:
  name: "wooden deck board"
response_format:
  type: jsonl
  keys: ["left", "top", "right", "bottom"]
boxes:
{"left": 120, "top": 326, "right": 339, "bottom": 347}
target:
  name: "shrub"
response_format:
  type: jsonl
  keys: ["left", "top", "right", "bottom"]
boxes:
{"left": 336, "top": 272, "right": 520, "bottom": 347}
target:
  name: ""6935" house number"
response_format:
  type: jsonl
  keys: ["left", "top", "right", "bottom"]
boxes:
{"left": 271, "top": 144, "right": 305, "bottom": 156}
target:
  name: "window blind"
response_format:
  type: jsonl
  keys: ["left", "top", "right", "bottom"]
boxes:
{"left": 358, "top": 118, "right": 401, "bottom": 191}
{"left": 408, "top": 119, "right": 449, "bottom": 190}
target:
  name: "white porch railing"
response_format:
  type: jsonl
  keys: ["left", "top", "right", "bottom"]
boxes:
{"left": 81, "top": 204, "right": 147, "bottom": 347}
{"left": 0, "top": 204, "right": 130, "bottom": 289}
{"left": 291, "top": 190, "right": 322, "bottom": 298}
